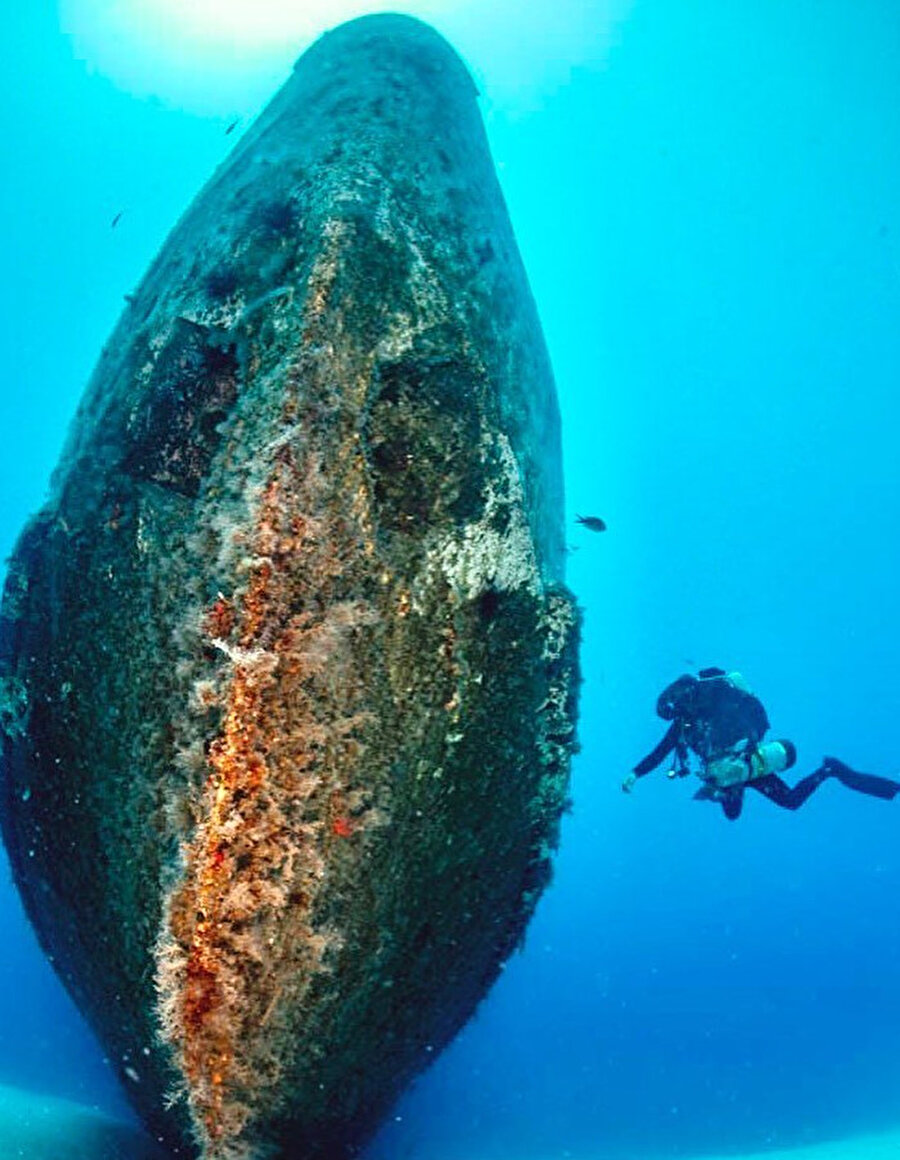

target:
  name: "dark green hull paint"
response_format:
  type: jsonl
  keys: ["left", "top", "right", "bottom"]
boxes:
{"left": 0, "top": 15, "right": 579, "bottom": 1160}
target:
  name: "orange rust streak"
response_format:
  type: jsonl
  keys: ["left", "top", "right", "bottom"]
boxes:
{"left": 178, "top": 471, "right": 293, "bottom": 1143}
{"left": 240, "top": 561, "right": 273, "bottom": 645}
{"left": 171, "top": 453, "right": 371, "bottom": 1150}
{"left": 204, "top": 596, "right": 235, "bottom": 639}
{"left": 181, "top": 669, "right": 262, "bottom": 1135}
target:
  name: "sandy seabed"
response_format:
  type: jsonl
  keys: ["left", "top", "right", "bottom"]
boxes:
{"left": 3, "top": 1084, "right": 899, "bottom": 1160}
{"left": 451, "top": 1131, "right": 900, "bottom": 1160}
{"left": 683, "top": 1133, "right": 900, "bottom": 1160}
{"left": 0, "top": 1081, "right": 164, "bottom": 1159}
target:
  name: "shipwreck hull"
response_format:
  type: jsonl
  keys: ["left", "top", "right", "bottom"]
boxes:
{"left": 0, "top": 15, "right": 579, "bottom": 1159}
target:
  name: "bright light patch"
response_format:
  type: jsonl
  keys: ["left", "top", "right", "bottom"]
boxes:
{"left": 106, "top": 0, "right": 423, "bottom": 53}
{"left": 58, "top": 0, "right": 633, "bottom": 116}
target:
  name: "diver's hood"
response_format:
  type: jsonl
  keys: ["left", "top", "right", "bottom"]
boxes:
{"left": 656, "top": 674, "right": 697, "bottom": 720}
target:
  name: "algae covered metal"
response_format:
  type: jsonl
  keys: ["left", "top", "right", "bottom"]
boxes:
{"left": 0, "top": 14, "right": 579, "bottom": 1159}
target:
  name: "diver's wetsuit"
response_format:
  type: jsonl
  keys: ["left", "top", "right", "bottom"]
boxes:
{"left": 710, "top": 759, "right": 900, "bottom": 821}
{"left": 632, "top": 669, "right": 768, "bottom": 782}
{"left": 749, "top": 757, "right": 900, "bottom": 811}
{"left": 714, "top": 773, "right": 826, "bottom": 821}
{"left": 632, "top": 672, "right": 900, "bottom": 820}
{"left": 670, "top": 673, "right": 768, "bottom": 766}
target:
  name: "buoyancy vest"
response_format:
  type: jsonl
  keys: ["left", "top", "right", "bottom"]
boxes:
{"left": 657, "top": 670, "right": 769, "bottom": 763}
{"left": 703, "top": 740, "right": 794, "bottom": 788}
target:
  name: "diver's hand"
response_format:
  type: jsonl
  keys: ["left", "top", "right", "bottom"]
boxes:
{"left": 621, "top": 772, "right": 637, "bottom": 794}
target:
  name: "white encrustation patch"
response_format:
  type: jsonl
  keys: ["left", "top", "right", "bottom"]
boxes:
{"left": 419, "top": 432, "right": 540, "bottom": 604}
{"left": 540, "top": 587, "right": 578, "bottom": 663}
{"left": 374, "top": 184, "right": 451, "bottom": 363}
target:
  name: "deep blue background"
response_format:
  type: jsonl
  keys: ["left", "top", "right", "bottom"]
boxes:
{"left": 1, "top": 2, "right": 899, "bottom": 1156}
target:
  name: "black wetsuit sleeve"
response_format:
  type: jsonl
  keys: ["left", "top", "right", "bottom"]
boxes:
{"left": 633, "top": 721, "right": 680, "bottom": 778}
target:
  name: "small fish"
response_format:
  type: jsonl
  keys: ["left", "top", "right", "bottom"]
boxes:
{"left": 576, "top": 514, "right": 606, "bottom": 533}
{"left": 111, "top": 211, "right": 123, "bottom": 229}
{"left": 225, "top": 119, "right": 238, "bottom": 136}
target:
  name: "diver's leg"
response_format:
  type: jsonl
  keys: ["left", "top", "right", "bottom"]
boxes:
{"left": 822, "top": 757, "right": 900, "bottom": 801}
{"left": 748, "top": 759, "right": 900, "bottom": 811}
{"left": 721, "top": 788, "right": 743, "bottom": 820}
{"left": 747, "top": 771, "right": 829, "bottom": 810}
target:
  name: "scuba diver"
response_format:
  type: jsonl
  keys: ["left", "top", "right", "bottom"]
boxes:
{"left": 624, "top": 667, "right": 900, "bottom": 820}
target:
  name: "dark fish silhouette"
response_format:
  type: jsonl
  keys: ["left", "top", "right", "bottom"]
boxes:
{"left": 576, "top": 514, "right": 606, "bottom": 532}
{"left": 111, "top": 211, "right": 123, "bottom": 228}
{"left": 225, "top": 119, "right": 238, "bottom": 136}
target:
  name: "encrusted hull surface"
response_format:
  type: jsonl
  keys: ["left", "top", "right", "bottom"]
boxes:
{"left": 0, "top": 15, "right": 579, "bottom": 1159}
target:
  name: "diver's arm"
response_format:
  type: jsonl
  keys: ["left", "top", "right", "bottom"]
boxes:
{"left": 624, "top": 721, "right": 681, "bottom": 791}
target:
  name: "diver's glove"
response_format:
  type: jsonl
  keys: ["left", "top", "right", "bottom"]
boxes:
{"left": 621, "top": 772, "right": 637, "bottom": 794}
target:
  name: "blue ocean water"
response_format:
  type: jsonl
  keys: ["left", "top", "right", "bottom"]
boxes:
{"left": 1, "top": 2, "right": 899, "bottom": 1157}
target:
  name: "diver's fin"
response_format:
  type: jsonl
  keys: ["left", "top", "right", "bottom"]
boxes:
{"left": 823, "top": 757, "right": 900, "bottom": 801}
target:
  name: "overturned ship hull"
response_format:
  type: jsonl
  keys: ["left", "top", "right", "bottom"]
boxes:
{"left": 0, "top": 15, "right": 579, "bottom": 1159}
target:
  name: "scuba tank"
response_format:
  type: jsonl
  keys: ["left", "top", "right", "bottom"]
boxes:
{"left": 703, "top": 739, "right": 797, "bottom": 788}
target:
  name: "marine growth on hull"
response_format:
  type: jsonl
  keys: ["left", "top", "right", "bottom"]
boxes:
{"left": 0, "top": 14, "right": 579, "bottom": 1159}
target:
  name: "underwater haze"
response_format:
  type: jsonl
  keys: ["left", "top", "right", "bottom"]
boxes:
{"left": 2, "top": 1, "right": 900, "bottom": 1158}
